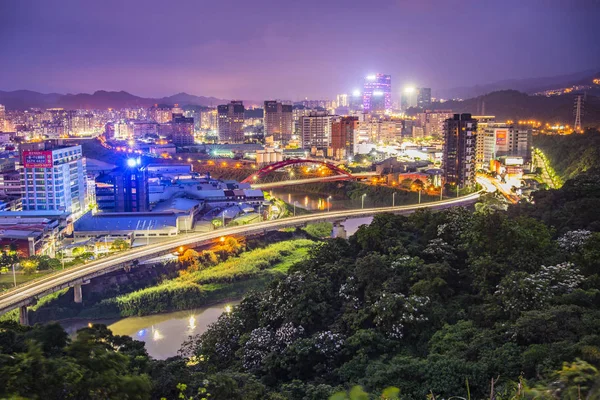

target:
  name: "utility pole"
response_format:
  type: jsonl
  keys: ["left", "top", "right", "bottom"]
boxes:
{"left": 574, "top": 94, "right": 584, "bottom": 133}
{"left": 327, "top": 196, "right": 332, "bottom": 212}
{"left": 361, "top": 193, "right": 366, "bottom": 209}
{"left": 392, "top": 192, "right": 396, "bottom": 207}
{"left": 418, "top": 190, "right": 421, "bottom": 204}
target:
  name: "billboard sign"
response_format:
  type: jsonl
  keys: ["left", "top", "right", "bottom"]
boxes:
{"left": 496, "top": 130, "right": 507, "bottom": 146}
{"left": 23, "top": 150, "right": 53, "bottom": 168}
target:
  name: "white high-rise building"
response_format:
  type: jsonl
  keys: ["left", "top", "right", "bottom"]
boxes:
{"left": 21, "top": 144, "right": 88, "bottom": 218}
{"left": 300, "top": 111, "right": 332, "bottom": 151}
{"left": 478, "top": 123, "right": 532, "bottom": 170}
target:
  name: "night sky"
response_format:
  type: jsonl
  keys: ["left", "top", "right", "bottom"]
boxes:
{"left": 1, "top": 0, "right": 599, "bottom": 100}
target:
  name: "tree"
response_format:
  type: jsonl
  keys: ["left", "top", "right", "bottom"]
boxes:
{"left": 20, "top": 257, "right": 39, "bottom": 275}
{"left": 400, "top": 178, "right": 413, "bottom": 189}
{"left": 111, "top": 239, "right": 130, "bottom": 251}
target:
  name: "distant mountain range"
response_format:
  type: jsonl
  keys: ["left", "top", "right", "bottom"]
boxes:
{"left": 438, "top": 69, "right": 599, "bottom": 99}
{"left": 0, "top": 90, "right": 229, "bottom": 110}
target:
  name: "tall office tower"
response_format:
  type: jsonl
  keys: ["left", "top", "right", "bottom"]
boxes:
{"left": 416, "top": 110, "right": 454, "bottom": 137}
{"left": 95, "top": 160, "right": 149, "bottom": 212}
{"left": 331, "top": 116, "right": 358, "bottom": 159}
{"left": 443, "top": 114, "right": 477, "bottom": 187}
{"left": 21, "top": 144, "right": 88, "bottom": 217}
{"left": 217, "top": 101, "right": 245, "bottom": 143}
{"left": 0, "top": 104, "right": 5, "bottom": 131}
{"left": 363, "top": 74, "right": 392, "bottom": 113}
{"left": 401, "top": 87, "right": 418, "bottom": 111}
{"left": 300, "top": 111, "right": 332, "bottom": 151}
{"left": 336, "top": 94, "right": 349, "bottom": 108}
{"left": 264, "top": 101, "right": 293, "bottom": 146}
{"left": 417, "top": 88, "right": 432, "bottom": 109}
{"left": 171, "top": 116, "right": 195, "bottom": 146}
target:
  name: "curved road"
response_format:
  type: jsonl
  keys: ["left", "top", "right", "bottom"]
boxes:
{"left": 0, "top": 186, "right": 489, "bottom": 316}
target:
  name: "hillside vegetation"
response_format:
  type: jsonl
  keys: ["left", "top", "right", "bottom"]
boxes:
{"left": 533, "top": 130, "right": 600, "bottom": 181}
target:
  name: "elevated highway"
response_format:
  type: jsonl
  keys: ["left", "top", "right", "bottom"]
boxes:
{"left": 0, "top": 188, "right": 486, "bottom": 322}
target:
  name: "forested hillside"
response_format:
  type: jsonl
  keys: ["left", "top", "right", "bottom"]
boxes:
{"left": 2, "top": 171, "right": 600, "bottom": 399}
{"left": 534, "top": 130, "right": 600, "bottom": 181}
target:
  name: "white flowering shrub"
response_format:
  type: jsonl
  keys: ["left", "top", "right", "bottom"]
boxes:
{"left": 338, "top": 276, "right": 360, "bottom": 309}
{"left": 371, "top": 292, "right": 430, "bottom": 339}
{"left": 557, "top": 230, "right": 592, "bottom": 252}
{"left": 242, "top": 327, "right": 274, "bottom": 371}
{"left": 312, "top": 331, "right": 344, "bottom": 356}
{"left": 423, "top": 238, "right": 455, "bottom": 260}
{"left": 495, "top": 262, "right": 584, "bottom": 314}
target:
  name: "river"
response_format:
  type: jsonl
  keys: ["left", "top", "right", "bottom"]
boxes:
{"left": 61, "top": 301, "right": 238, "bottom": 359}
{"left": 269, "top": 188, "right": 352, "bottom": 211}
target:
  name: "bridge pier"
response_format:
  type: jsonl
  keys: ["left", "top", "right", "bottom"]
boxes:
{"left": 74, "top": 284, "right": 83, "bottom": 303}
{"left": 19, "top": 305, "right": 29, "bottom": 326}
{"left": 332, "top": 222, "right": 347, "bottom": 239}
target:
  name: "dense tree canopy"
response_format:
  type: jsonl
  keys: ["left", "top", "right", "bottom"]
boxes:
{"left": 3, "top": 170, "right": 600, "bottom": 399}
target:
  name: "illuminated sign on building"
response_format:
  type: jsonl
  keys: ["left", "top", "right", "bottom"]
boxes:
{"left": 504, "top": 157, "right": 523, "bottom": 166}
{"left": 23, "top": 151, "right": 53, "bottom": 168}
{"left": 496, "top": 130, "right": 507, "bottom": 146}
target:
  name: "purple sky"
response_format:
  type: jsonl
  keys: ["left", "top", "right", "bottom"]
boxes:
{"left": 1, "top": 0, "right": 599, "bottom": 100}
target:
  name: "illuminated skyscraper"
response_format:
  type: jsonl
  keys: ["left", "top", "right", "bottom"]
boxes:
{"left": 363, "top": 74, "right": 392, "bottom": 113}
{"left": 217, "top": 101, "right": 245, "bottom": 143}
{"left": 264, "top": 101, "right": 293, "bottom": 145}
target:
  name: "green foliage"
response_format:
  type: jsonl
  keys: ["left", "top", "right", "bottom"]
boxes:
{"left": 303, "top": 222, "right": 333, "bottom": 238}
{"left": 185, "top": 171, "right": 600, "bottom": 398}
{"left": 99, "top": 240, "right": 315, "bottom": 316}
{"left": 111, "top": 238, "right": 130, "bottom": 251}
{"left": 0, "top": 322, "right": 151, "bottom": 399}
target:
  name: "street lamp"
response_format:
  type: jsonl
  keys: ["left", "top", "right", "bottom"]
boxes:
{"left": 392, "top": 192, "right": 396, "bottom": 207}
{"left": 327, "top": 196, "right": 332, "bottom": 212}
{"left": 293, "top": 201, "right": 298, "bottom": 217}
{"left": 418, "top": 190, "right": 421, "bottom": 204}
{"left": 361, "top": 193, "right": 367, "bottom": 209}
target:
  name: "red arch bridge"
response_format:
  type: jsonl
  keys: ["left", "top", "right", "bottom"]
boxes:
{"left": 241, "top": 159, "right": 356, "bottom": 184}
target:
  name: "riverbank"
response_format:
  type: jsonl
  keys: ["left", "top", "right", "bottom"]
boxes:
{"left": 8, "top": 238, "right": 315, "bottom": 324}
{"left": 270, "top": 181, "right": 439, "bottom": 209}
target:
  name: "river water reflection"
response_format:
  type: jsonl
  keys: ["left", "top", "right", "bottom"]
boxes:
{"left": 61, "top": 301, "right": 238, "bottom": 359}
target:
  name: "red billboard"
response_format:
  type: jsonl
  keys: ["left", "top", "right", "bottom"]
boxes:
{"left": 496, "top": 130, "right": 507, "bottom": 146}
{"left": 23, "top": 151, "right": 53, "bottom": 168}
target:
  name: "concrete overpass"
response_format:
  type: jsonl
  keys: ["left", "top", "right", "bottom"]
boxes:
{"left": 0, "top": 190, "right": 485, "bottom": 324}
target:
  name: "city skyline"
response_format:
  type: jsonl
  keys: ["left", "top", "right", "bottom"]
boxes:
{"left": 1, "top": 0, "right": 599, "bottom": 100}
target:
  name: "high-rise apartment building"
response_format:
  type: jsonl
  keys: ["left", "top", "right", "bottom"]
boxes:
{"left": 356, "top": 120, "right": 403, "bottom": 145}
{"left": 217, "top": 101, "right": 245, "bottom": 143}
{"left": 443, "top": 114, "right": 477, "bottom": 187}
{"left": 0, "top": 104, "right": 5, "bottom": 131}
{"left": 171, "top": 116, "right": 195, "bottom": 146}
{"left": 20, "top": 144, "right": 88, "bottom": 217}
{"left": 264, "top": 101, "right": 293, "bottom": 146}
{"left": 363, "top": 74, "right": 392, "bottom": 113}
{"left": 473, "top": 116, "right": 496, "bottom": 169}
{"left": 415, "top": 110, "right": 454, "bottom": 138}
{"left": 417, "top": 88, "right": 432, "bottom": 109}
{"left": 331, "top": 116, "right": 358, "bottom": 159}
{"left": 150, "top": 106, "right": 173, "bottom": 124}
{"left": 300, "top": 111, "right": 332, "bottom": 151}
